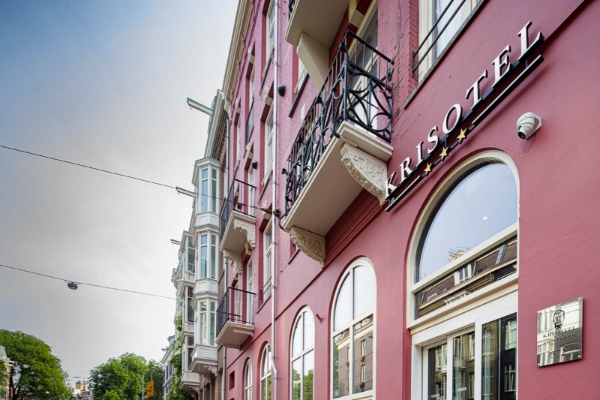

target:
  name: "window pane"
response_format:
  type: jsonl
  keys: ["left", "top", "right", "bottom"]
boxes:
{"left": 201, "top": 242, "right": 208, "bottom": 279}
{"left": 201, "top": 178, "right": 209, "bottom": 212}
{"left": 499, "top": 315, "right": 517, "bottom": 398}
{"left": 303, "top": 310, "right": 314, "bottom": 350}
{"left": 332, "top": 329, "right": 350, "bottom": 399}
{"left": 292, "top": 317, "right": 302, "bottom": 358}
{"left": 210, "top": 234, "right": 217, "bottom": 279}
{"left": 211, "top": 168, "right": 217, "bottom": 212}
{"left": 452, "top": 332, "right": 475, "bottom": 400}
{"left": 482, "top": 321, "right": 498, "bottom": 400}
{"left": 418, "top": 163, "right": 517, "bottom": 281}
{"left": 334, "top": 276, "right": 351, "bottom": 331}
{"left": 353, "top": 318, "right": 373, "bottom": 393}
{"left": 428, "top": 343, "right": 447, "bottom": 400}
{"left": 303, "top": 351, "right": 314, "bottom": 400}
{"left": 353, "top": 266, "right": 375, "bottom": 319}
{"left": 291, "top": 358, "right": 302, "bottom": 400}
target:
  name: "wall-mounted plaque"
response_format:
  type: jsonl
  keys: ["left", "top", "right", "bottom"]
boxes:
{"left": 537, "top": 297, "right": 583, "bottom": 367}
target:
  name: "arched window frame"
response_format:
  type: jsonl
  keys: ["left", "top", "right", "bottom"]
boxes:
{"left": 407, "top": 150, "right": 520, "bottom": 328}
{"left": 244, "top": 359, "right": 253, "bottom": 400}
{"left": 290, "top": 307, "right": 315, "bottom": 400}
{"left": 260, "top": 344, "right": 272, "bottom": 400}
{"left": 407, "top": 151, "right": 521, "bottom": 400}
{"left": 330, "top": 257, "right": 377, "bottom": 400}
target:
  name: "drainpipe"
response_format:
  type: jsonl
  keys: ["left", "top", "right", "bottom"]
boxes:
{"left": 270, "top": 1, "right": 280, "bottom": 399}
{"left": 222, "top": 114, "right": 230, "bottom": 400}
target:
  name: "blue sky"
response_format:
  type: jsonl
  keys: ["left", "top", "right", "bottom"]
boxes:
{"left": 0, "top": 0, "right": 237, "bottom": 387}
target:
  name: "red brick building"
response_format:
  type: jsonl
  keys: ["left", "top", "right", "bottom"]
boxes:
{"left": 213, "top": 0, "right": 600, "bottom": 399}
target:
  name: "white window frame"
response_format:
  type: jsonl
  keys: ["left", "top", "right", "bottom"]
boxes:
{"left": 417, "top": 0, "right": 481, "bottom": 80}
{"left": 245, "top": 359, "right": 253, "bottom": 400}
{"left": 198, "top": 233, "right": 219, "bottom": 280}
{"left": 408, "top": 151, "right": 520, "bottom": 400}
{"left": 246, "top": 260, "right": 253, "bottom": 324}
{"left": 290, "top": 307, "right": 315, "bottom": 400}
{"left": 237, "top": 114, "right": 242, "bottom": 162}
{"left": 261, "top": 345, "right": 272, "bottom": 400}
{"left": 407, "top": 151, "right": 520, "bottom": 331}
{"left": 199, "top": 165, "right": 219, "bottom": 213}
{"left": 266, "top": 1, "right": 275, "bottom": 57}
{"left": 248, "top": 165, "right": 256, "bottom": 217}
{"left": 264, "top": 110, "right": 274, "bottom": 180}
{"left": 330, "top": 257, "right": 376, "bottom": 400}
{"left": 263, "top": 222, "right": 273, "bottom": 301}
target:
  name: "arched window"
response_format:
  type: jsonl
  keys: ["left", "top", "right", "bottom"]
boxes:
{"left": 332, "top": 260, "right": 376, "bottom": 399}
{"left": 417, "top": 162, "right": 517, "bottom": 281}
{"left": 409, "top": 152, "right": 520, "bottom": 400}
{"left": 244, "top": 359, "right": 252, "bottom": 400}
{"left": 261, "top": 345, "right": 272, "bottom": 400}
{"left": 291, "top": 308, "right": 315, "bottom": 400}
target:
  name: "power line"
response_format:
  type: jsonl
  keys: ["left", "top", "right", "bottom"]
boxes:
{"left": 0, "top": 263, "right": 175, "bottom": 300}
{"left": 0, "top": 143, "right": 263, "bottom": 211}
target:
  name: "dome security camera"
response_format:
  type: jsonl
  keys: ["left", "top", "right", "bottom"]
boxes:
{"left": 517, "top": 112, "right": 542, "bottom": 140}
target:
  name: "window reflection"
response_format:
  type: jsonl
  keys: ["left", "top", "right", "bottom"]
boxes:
{"left": 428, "top": 343, "right": 447, "bottom": 399}
{"left": 453, "top": 332, "right": 475, "bottom": 400}
{"left": 418, "top": 163, "right": 517, "bottom": 282}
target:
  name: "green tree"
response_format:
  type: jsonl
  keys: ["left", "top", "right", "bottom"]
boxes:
{"left": 0, "top": 330, "right": 72, "bottom": 400}
{"left": 89, "top": 353, "right": 163, "bottom": 400}
{"left": 0, "top": 360, "right": 8, "bottom": 399}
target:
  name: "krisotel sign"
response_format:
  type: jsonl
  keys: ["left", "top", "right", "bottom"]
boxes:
{"left": 386, "top": 21, "right": 544, "bottom": 211}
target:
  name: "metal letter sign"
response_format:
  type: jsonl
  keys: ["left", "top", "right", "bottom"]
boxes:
{"left": 537, "top": 297, "right": 583, "bottom": 367}
{"left": 146, "top": 380, "right": 155, "bottom": 398}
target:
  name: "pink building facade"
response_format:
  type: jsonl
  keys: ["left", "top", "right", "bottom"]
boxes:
{"left": 214, "top": 0, "right": 600, "bottom": 399}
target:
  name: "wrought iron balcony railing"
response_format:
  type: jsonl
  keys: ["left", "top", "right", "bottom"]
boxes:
{"left": 288, "top": 0, "right": 297, "bottom": 19}
{"left": 216, "top": 286, "right": 256, "bottom": 336}
{"left": 282, "top": 30, "right": 394, "bottom": 216}
{"left": 219, "top": 178, "right": 257, "bottom": 239}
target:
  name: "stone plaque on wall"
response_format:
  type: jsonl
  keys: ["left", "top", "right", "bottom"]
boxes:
{"left": 537, "top": 297, "right": 583, "bottom": 367}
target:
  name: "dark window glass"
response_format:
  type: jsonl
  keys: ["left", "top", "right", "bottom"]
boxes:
{"left": 418, "top": 163, "right": 517, "bottom": 282}
{"left": 482, "top": 314, "right": 517, "bottom": 400}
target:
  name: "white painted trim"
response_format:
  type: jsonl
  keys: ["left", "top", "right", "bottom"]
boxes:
{"left": 330, "top": 257, "right": 377, "bottom": 400}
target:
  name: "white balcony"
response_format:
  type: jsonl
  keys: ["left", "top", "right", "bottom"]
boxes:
{"left": 190, "top": 344, "right": 218, "bottom": 377}
{"left": 216, "top": 321, "right": 255, "bottom": 350}
{"left": 179, "top": 370, "right": 200, "bottom": 392}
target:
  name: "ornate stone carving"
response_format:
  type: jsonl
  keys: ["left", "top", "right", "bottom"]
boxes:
{"left": 223, "top": 249, "right": 242, "bottom": 278}
{"left": 290, "top": 226, "right": 326, "bottom": 268}
{"left": 340, "top": 144, "right": 388, "bottom": 205}
{"left": 233, "top": 218, "right": 256, "bottom": 249}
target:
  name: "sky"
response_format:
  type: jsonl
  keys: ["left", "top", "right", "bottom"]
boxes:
{"left": 0, "top": 0, "right": 237, "bottom": 386}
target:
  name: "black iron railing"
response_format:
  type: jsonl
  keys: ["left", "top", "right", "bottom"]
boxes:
{"left": 288, "top": 0, "right": 296, "bottom": 19}
{"left": 219, "top": 178, "right": 257, "bottom": 239}
{"left": 216, "top": 286, "right": 256, "bottom": 336}
{"left": 412, "top": 0, "right": 468, "bottom": 76}
{"left": 246, "top": 101, "right": 254, "bottom": 143}
{"left": 282, "top": 30, "right": 394, "bottom": 216}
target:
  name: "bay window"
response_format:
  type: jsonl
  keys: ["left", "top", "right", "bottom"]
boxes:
{"left": 198, "top": 233, "right": 218, "bottom": 280}
{"left": 197, "top": 299, "right": 218, "bottom": 346}
{"left": 186, "top": 237, "right": 196, "bottom": 273}
{"left": 199, "top": 165, "right": 219, "bottom": 213}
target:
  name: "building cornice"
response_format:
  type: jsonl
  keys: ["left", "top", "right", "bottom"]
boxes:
{"left": 222, "top": 0, "right": 253, "bottom": 102}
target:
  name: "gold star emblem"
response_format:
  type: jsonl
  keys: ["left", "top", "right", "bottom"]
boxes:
{"left": 439, "top": 147, "right": 448, "bottom": 160}
{"left": 424, "top": 163, "right": 432, "bottom": 176}
{"left": 457, "top": 128, "right": 467, "bottom": 144}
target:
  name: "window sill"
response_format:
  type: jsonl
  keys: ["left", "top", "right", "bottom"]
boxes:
{"left": 403, "top": 0, "right": 486, "bottom": 109}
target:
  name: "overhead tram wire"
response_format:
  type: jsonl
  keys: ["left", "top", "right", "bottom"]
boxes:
{"left": 0, "top": 143, "right": 262, "bottom": 212}
{"left": 0, "top": 262, "right": 175, "bottom": 300}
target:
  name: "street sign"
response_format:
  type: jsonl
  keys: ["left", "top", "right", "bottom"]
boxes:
{"left": 146, "top": 380, "right": 154, "bottom": 398}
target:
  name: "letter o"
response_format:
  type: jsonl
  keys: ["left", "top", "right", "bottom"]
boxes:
{"left": 443, "top": 104, "right": 463, "bottom": 134}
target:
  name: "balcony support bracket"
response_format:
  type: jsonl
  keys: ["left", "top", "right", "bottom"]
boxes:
{"left": 234, "top": 218, "right": 256, "bottom": 249}
{"left": 341, "top": 143, "right": 388, "bottom": 205}
{"left": 290, "top": 226, "right": 326, "bottom": 268}
{"left": 223, "top": 249, "right": 242, "bottom": 278}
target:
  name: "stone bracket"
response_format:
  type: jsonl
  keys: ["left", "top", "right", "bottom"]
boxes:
{"left": 223, "top": 249, "right": 242, "bottom": 278}
{"left": 340, "top": 143, "right": 388, "bottom": 205}
{"left": 290, "top": 226, "right": 326, "bottom": 268}
{"left": 233, "top": 218, "right": 256, "bottom": 249}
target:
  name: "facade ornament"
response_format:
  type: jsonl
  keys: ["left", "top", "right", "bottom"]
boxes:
{"left": 233, "top": 218, "right": 256, "bottom": 249}
{"left": 223, "top": 249, "right": 242, "bottom": 278}
{"left": 290, "top": 226, "right": 326, "bottom": 268}
{"left": 340, "top": 143, "right": 388, "bottom": 205}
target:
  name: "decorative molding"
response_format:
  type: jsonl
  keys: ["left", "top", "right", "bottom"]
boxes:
{"left": 340, "top": 143, "right": 387, "bottom": 205}
{"left": 290, "top": 226, "right": 326, "bottom": 268}
{"left": 233, "top": 218, "right": 256, "bottom": 249}
{"left": 223, "top": 249, "right": 242, "bottom": 278}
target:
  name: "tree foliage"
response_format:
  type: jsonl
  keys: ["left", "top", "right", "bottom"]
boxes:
{"left": 0, "top": 360, "right": 7, "bottom": 399}
{"left": 166, "top": 342, "right": 192, "bottom": 400}
{"left": 89, "top": 353, "right": 163, "bottom": 400}
{"left": 0, "top": 330, "right": 72, "bottom": 400}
